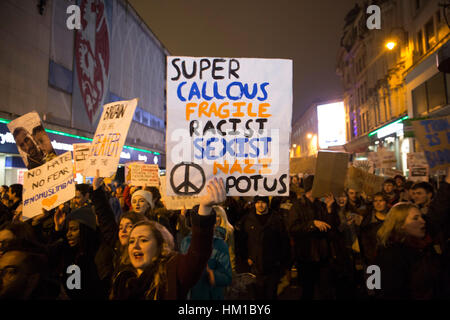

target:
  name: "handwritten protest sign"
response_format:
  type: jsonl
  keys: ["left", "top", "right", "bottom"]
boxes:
{"left": 129, "top": 163, "right": 160, "bottom": 187}
{"left": 411, "top": 116, "right": 450, "bottom": 171}
{"left": 84, "top": 99, "right": 138, "bottom": 177}
{"left": 346, "top": 166, "right": 384, "bottom": 196}
{"left": 73, "top": 143, "right": 91, "bottom": 174}
{"left": 159, "top": 176, "right": 201, "bottom": 210}
{"left": 311, "top": 151, "right": 350, "bottom": 198}
{"left": 124, "top": 161, "right": 142, "bottom": 184}
{"left": 377, "top": 150, "right": 397, "bottom": 169}
{"left": 7, "top": 112, "right": 57, "bottom": 170}
{"left": 166, "top": 57, "right": 292, "bottom": 196}
{"left": 22, "top": 151, "right": 75, "bottom": 219}
{"left": 407, "top": 152, "right": 428, "bottom": 168}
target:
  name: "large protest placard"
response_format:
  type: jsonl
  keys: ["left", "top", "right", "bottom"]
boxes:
{"left": 346, "top": 166, "right": 384, "bottom": 196}
{"left": 166, "top": 57, "right": 292, "bottom": 196}
{"left": 73, "top": 143, "right": 91, "bottom": 174}
{"left": 411, "top": 116, "right": 450, "bottom": 171}
{"left": 22, "top": 151, "right": 75, "bottom": 219}
{"left": 311, "top": 151, "right": 350, "bottom": 198}
{"left": 7, "top": 112, "right": 57, "bottom": 170}
{"left": 290, "top": 156, "right": 316, "bottom": 175}
{"left": 159, "top": 175, "right": 201, "bottom": 210}
{"left": 129, "top": 163, "right": 160, "bottom": 187}
{"left": 84, "top": 98, "right": 138, "bottom": 177}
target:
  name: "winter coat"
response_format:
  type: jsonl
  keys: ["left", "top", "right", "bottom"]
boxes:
{"left": 47, "top": 227, "right": 114, "bottom": 300}
{"left": 110, "top": 210, "right": 216, "bottom": 300}
{"left": 288, "top": 195, "right": 341, "bottom": 264}
{"left": 91, "top": 188, "right": 124, "bottom": 274}
{"left": 359, "top": 210, "right": 385, "bottom": 266}
{"left": 235, "top": 209, "right": 290, "bottom": 275}
{"left": 375, "top": 238, "right": 444, "bottom": 299}
{"left": 180, "top": 227, "right": 232, "bottom": 300}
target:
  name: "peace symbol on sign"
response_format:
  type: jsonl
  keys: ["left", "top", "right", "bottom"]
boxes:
{"left": 170, "top": 162, "right": 206, "bottom": 195}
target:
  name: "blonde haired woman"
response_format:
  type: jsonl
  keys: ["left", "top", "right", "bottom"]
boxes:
{"left": 109, "top": 178, "right": 226, "bottom": 300}
{"left": 213, "top": 205, "right": 236, "bottom": 273}
{"left": 375, "top": 203, "right": 443, "bottom": 299}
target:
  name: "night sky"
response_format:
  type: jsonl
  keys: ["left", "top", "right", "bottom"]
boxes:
{"left": 129, "top": 0, "right": 359, "bottom": 123}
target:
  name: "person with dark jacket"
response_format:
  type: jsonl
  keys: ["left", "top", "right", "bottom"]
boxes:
{"left": 375, "top": 202, "right": 444, "bottom": 299}
{"left": 109, "top": 177, "right": 226, "bottom": 300}
{"left": 382, "top": 178, "right": 400, "bottom": 209}
{"left": 422, "top": 168, "right": 450, "bottom": 297}
{"left": 235, "top": 196, "right": 290, "bottom": 300}
{"left": 359, "top": 192, "right": 388, "bottom": 266}
{"left": 0, "top": 239, "right": 61, "bottom": 300}
{"left": 287, "top": 175, "right": 342, "bottom": 300}
{"left": 130, "top": 189, "right": 173, "bottom": 235}
{"left": 411, "top": 181, "right": 434, "bottom": 215}
{"left": 7, "top": 184, "right": 22, "bottom": 220}
{"left": 90, "top": 177, "right": 147, "bottom": 276}
{"left": 48, "top": 203, "right": 114, "bottom": 300}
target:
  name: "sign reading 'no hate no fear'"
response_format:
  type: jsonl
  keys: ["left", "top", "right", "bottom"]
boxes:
{"left": 166, "top": 57, "right": 293, "bottom": 196}
{"left": 22, "top": 151, "right": 75, "bottom": 219}
{"left": 84, "top": 98, "right": 138, "bottom": 178}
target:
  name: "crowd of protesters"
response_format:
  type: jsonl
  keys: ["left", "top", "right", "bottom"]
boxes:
{"left": 0, "top": 166, "right": 449, "bottom": 300}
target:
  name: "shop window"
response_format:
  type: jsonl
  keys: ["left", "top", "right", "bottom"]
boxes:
{"left": 417, "top": 30, "right": 424, "bottom": 55}
{"left": 427, "top": 72, "right": 446, "bottom": 110}
{"left": 412, "top": 73, "right": 448, "bottom": 116}
{"left": 412, "top": 82, "right": 427, "bottom": 115}
{"left": 425, "top": 18, "right": 435, "bottom": 50}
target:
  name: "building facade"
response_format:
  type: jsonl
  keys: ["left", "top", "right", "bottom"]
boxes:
{"left": 0, "top": 0, "right": 168, "bottom": 185}
{"left": 291, "top": 104, "right": 319, "bottom": 158}
{"left": 337, "top": 0, "right": 450, "bottom": 174}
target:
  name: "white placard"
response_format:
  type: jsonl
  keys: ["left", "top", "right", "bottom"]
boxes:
{"left": 22, "top": 151, "right": 75, "bottom": 219}
{"left": 166, "top": 57, "right": 292, "bottom": 196}
{"left": 84, "top": 98, "right": 138, "bottom": 177}
{"left": 129, "top": 163, "right": 160, "bottom": 187}
{"left": 73, "top": 143, "right": 91, "bottom": 174}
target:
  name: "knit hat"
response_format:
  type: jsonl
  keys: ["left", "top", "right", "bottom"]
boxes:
{"left": 254, "top": 195, "right": 270, "bottom": 205}
{"left": 303, "top": 175, "right": 315, "bottom": 192}
{"left": 132, "top": 189, "right": 154, "bottom": 210}
{"left": 67, "top": 207, "right": 97, "bottom": 231}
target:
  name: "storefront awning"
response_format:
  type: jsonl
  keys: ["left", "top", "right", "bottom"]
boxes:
{"left": 344, "top": 135, "right": 370, "bottom": 153}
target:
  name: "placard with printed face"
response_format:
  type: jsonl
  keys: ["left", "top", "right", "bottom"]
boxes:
{"left": 166, "top": 57, "right": 293, "bottom": 196}
{"left": 84, "top": 98, "right": 138, "bottom": 177}
{"left": 7, "top": 112, "right": 57, "bottom": 170}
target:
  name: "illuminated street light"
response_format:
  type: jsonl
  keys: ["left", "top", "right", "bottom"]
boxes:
{"left": 385, "top": 41, "right": 396, "bottom": 50}
{"left": 306, "top": 133, "right": 313, "bottom": 139}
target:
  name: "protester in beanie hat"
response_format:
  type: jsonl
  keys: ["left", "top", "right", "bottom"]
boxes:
{"left": 253, "top": 195, "right": 270, "bottom": 205}
{"left": 131, "top": 189, "right": 154, "bottom": 210}
{"left": 66, "top": 206, "right": 97, "bottom": 231}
